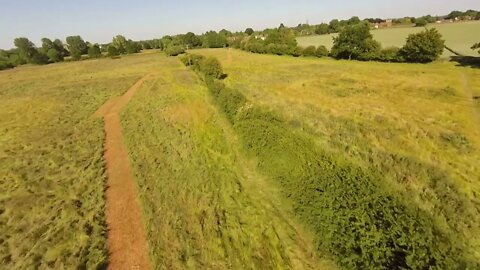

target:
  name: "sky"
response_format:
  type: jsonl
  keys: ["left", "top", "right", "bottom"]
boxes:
{"left": 1, "top": 0, "right": 479, "bottom": 49}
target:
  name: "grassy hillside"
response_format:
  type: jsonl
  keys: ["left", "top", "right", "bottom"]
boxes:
{"left": 0, "top": 52, "right": 163, "bottom": 269}
{"left": 297, "top": 21, "right": 480, "bottom": 57}
{"left": 120, "top": 55, "right": 335, "bottom": 269}
{"left": 192, "top": 48, "right": 480, "bottom": 267}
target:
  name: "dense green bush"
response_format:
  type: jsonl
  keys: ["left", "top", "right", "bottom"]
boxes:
{"left": 107, "top": 45, "right": 119, "bottom": 57}
{"left": 179, "top": 53, "right": 205, "bottom": 67}
{"left": 302, "top": 46, "right": 316, "bottom": 57}
{"left": 164, "top": 45, "right": 185, "bottom": 56}
{"left": 377, "top": 47, "right": 401, "bottom": 62}
{"left": 315, "top": 45, "right": 329, "bottom": 57}
{"left": 88, "top": 45, "right": 102, "bottom": 58}
{"left": 0, "top": 57, "right": 14, "bottom": 70}
{"left": 415, "top": 18, "right": 428, "bottom": 27}
{"left": 289, "top": 46, "right": 303, "bottom": 57}
{"left": 199, "top": 57, "right": 477, "bottom": 269}
{"left": 400, "top": 28, "right": 444, "bottom": 63}
{"left": 199, "top": 57, "right": 224, "bottom": 79}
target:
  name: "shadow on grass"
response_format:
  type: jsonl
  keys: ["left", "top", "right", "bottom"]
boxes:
{"left": 450, "top": 56, "right": 480, "bottom": 69}
{"left": 219, "top": 73, "right": 228, "bottom": 80}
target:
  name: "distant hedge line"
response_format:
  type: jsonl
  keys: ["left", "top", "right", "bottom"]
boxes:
{"left": 181, "top": 55, "right": 478, "bottom": 269}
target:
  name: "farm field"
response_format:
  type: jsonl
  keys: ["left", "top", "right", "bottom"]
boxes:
{"left": 297, "top": 21, "right": 480, "bottom": 57}
{"left": 1, "top": 46, "right": 480, "bottom": 269}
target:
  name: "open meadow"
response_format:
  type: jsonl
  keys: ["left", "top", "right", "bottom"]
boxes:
{"left": 297, "top": 21, "right": 480, "bottom": 57}
{"left": 0, "top": 52, "right": 163, "bottom": 269}
{"left": 1, "top": 45, "right": 480, "bottom": 269}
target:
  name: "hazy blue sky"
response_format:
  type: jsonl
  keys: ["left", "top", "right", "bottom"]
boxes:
{"left": 1, "top": 0, "right": 479, "bottom": 49}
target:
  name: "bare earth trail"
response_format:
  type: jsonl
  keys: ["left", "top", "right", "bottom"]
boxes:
{"left": 95, "top": 75, "right": 153, "bottom": 270}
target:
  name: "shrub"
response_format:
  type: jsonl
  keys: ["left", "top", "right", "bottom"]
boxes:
{"left": 377, "top": 47, "right": 400, "bottom": 62}
{"left": 47, "top": 48, "right": 63, "bottom": 62}
{"left": 88, "top": 45, "right": 102, "bottom": 59}
{"left": 415, "top": 18, "right": 428, "bottom": 27}
{"left": 399, "top": 28, "right": 444, "bottom": 63}
{"left": 199, "top": 57, "right": 224, "bottom": 79}
{"left": 164, "top": 45, "right": 185, "bottom": 56}
{"left": 302, "top": 46, "right": 316, "bottom": 57}
{"left": 107, "top": 45, "right": 119, "bottom": 57}
{"left": 0, "top": 58, "right": 14, "bottom": 70}
{"left": 330, "top": 22, "right": 381, "bottom": 60}
{"left": 315, "top": 45, "right": 329, "bottom": 57}
{"left": 30, "top": 51, "right": 49, "bottom": 65}
{"left": 289, "top": 46, "right": 303, "bottom": 57}
{"left": 179, "top": 53, "right": 205, "bottom": 67}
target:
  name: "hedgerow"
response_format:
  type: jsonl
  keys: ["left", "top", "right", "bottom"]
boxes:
{"left": 188, "top": 58, "right": 477, "bottom": 269}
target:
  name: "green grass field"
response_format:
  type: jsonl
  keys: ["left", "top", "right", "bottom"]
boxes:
{"left": 1, "top": 48, "right": 480, "bottom": 268}
{"left": 0, "top": 52, "right": 164, "bottom": 269}
{"left": 297, "top": 21, "right": 480, "bottom": 57}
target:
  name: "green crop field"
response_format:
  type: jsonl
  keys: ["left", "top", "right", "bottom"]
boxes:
{"left": 1, "top": 47, "right": 480, "bottom": 269}
{"left": 297, "top": 21, "right": 480, "bottom": 57}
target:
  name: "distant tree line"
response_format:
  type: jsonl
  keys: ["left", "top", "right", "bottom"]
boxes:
{"left": 0, "top": 34, "right": 145, "bottom": 70}
{"left": 282, "top": 9, "right": 480, "bottom": 37}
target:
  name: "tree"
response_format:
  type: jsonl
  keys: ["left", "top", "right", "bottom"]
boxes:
{"left": 88, "top": 44, "right": 102, "bottom": 58}
{"left": 315, "top": 23, "right": 330, "bottom": 35}
{"left": 199, "top": 57, "right": 223, "bottom": 79}
{"left": 47, "top": 48, "right": 62, "bottom": 62}
{"left": 219, "top": 29, "right": 232, "bottom": 37}
{"left": 315, "top": 45, "right": 329, "bottom": 57}
{"left": 330, "top": 22, "right": 380, "bottom": 60}
{"left": 264, "top": 28, "right": 297, "bottom": 48}
{"left": 183, "top": 32, "right": 202, "bottom": 48}
{"left": 66, "top": 36, "right": 87, "bottom": 60}
{"left": 446, "top": 10, "right": 464, "bottom": 20}
{"left": 30, "top": 50, "right": 49, "bottom": 65}
{"left": 112, "top": 35, "right": 127, "bottom": 54}
{"left": 107, "top": 45, "right": 119, "bottom": 57}
{"left": 302, "top": 46, "right": 316, "bottom": 56}
{"left": 125, "top": 40, "right": 141, "bottom": 54}
{"left": 14, "top": 37, "right": 37, "bottom": 62}
{"left": 399, "top": 28, "right": 445, "bottom": 63}
{"left": 203, "top": 31, "right": 227, "bottom": 48}
{"left": 415, "top": 18, "right": 428, "bottom": 27}
{"left": 53, "top": 39, "right": 69, "bottom": 57}
{"left": 348, "top": 16, "right": 361, "bottom": 25}
{"left": 245, "top": 28, "right": 254, "bottom": 36}
{"left": 164, "top": 45, "right": 185, "bottom": 56}
{"left": 329, "top": 19, "right": 341, "bottom": 33}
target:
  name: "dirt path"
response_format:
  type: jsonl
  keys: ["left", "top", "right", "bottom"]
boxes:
{"left": 95, "top": 75, "right": 152, "bottom": 270}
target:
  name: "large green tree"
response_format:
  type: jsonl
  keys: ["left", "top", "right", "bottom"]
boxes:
{"left": 66, "top": 36, "right": 87, "bottom": 60}
{"left": 202, "top": 31, "right": 227, "bottom": 48}
{"left": 13, "top": 37, "right": 37, "bottom": 62}
{"left": 399, "top": 28, "right": 444, "bottom": 63}
{"left": 330, "top": 22, "right": 380, "bottom": 60}
{"left": 112, "top": 35, "right": 128, "bottom": 54}
{"left": 245, "top": 28, "right": 254, "bottom": 36}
